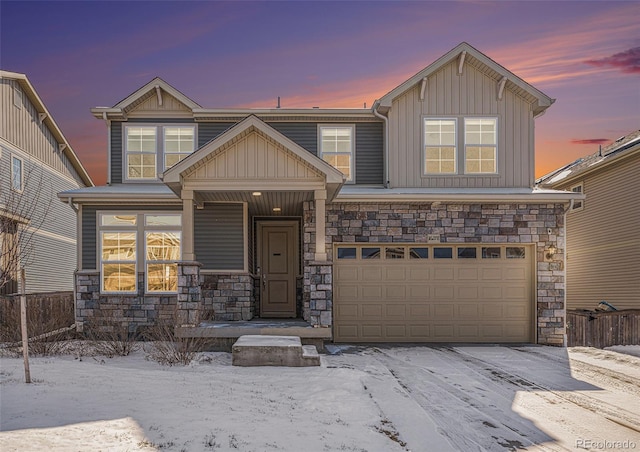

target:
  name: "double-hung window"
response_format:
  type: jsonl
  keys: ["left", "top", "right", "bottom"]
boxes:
{"left": 570, "top": 183, "right": 583, "bottom": 210}
{"left": 99, "top": 213, "right": 182, "bottom": 293}
{"left": 424, "top": 117, "right": 497, "bottom": 175}
{"left": 11, "top": 155, "right": 23, "bottom": 192}
{"left": 125, "top": 125, "right": 195, "bottom": 181}
{"left": 319, "top": 125, "right": 354, "bottom": 182}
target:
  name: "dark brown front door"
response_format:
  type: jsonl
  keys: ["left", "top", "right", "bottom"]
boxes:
{"left": 258, "top": 221, "right": 298, "bottom": 317}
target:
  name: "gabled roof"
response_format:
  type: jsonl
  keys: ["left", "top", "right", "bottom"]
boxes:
{"left": 163, "top": 115, "right": 345, "bottom": 198}
{"left": 376, "top": 42, "right": 554, "bottom": 117}
{"left": 536, "top": 130, "right": 640, "bottom": 187}
{"left": 91, "top": 77, "right": 201, "bottom": 119}
{"left": 0, "top": 70, "right": 94, "bottom": 187}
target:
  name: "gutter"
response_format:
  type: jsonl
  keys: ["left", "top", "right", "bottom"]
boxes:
{"left": 372, "top": 100, "right": 390, "bottom": 188}
{"left": 103, "top": 112, "right": 111, "bottom": 185}
{"left": 561, "top": 198, "right": 575, "bottom": 347}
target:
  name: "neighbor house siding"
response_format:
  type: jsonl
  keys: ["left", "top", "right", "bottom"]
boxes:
{"left": 388, "top": 58, "right": 535, "bottom": 189}
{"left": 0, "top": 79, "right": 84, "bottom": 185}
{"left": 558, "top": 153, "right": 640, "bottom": 310}
{"left": 81, "top": 204, "right": 182, "bottom": 270}
{"left": 194, "top": 203, "right": 244, "bottom": 270}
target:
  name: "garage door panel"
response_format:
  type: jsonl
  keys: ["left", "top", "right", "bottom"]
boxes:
{"left": 334, "top": 244, "right": 533, "bottom": 343}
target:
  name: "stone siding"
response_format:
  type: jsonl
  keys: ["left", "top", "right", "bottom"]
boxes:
{"left": 75, "top": 271, "right": 177, "bottom": 334}
{"left": 201, "top": 273, "right": 256, "bottom": 321}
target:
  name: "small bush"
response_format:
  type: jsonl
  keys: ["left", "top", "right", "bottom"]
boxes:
{"left": 143, "top": 322, "right": 207, "bottom": 366}
{"left": 85, "top": 320, "right": 140, "bottom": 357}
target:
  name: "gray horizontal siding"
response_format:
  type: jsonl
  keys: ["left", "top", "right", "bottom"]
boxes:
{"left": 194, "top": 203, "right": 244, "bottom": 270}
{"left": 355, "top": 122, "right": 384, "bottom": 185}
{"left": 268, "top": 123, "right": 318, "bottom": 155}
{"left": 198, "top": 122, "right": 236, "bottom": 147}
{"left": 81, "top": 205, "right": 182, "bottom": 270}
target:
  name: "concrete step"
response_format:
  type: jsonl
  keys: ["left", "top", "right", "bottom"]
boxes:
{"left": 232, "top": 335, "right": 320, "bottom": 367}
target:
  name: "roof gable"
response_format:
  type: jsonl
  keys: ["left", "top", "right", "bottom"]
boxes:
{"left": 377, "top": 42, "right": 554, "bottom": 116}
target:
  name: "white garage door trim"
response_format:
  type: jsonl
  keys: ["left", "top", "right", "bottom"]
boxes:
{"left": 333, "top": 244, "right": 535, "bottom": 343}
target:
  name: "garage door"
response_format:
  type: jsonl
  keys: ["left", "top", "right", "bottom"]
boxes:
{"left": 334, "top": 244, "right": 534, "bottom": 343}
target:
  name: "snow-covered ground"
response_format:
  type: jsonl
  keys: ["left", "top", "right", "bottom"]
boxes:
{"left": 1, "top": 343, "right": 639, "bottom": 451}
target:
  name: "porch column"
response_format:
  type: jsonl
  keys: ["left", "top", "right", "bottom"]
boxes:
{"left": 314, "top": 189, "right": 327, "bottom": 261}
{"left": 182, "top": 189, "right": 195, "bottom": 261}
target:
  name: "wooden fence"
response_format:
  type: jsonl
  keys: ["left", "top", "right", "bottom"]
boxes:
{"left": 566, "top": 309, "right": 640, "bottom": 348}
{"left": 0, "top": 291, "right": 74, "bottom": 342}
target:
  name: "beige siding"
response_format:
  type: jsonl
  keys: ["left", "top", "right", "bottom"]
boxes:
{"left": 125, "top": 90, "right": 192, "bottom": 118}
{"left": 388, "top": 59, "right": 535, "bottom": 189}
{"left": 186, "top": 131, "right": 324, "bottom": 183}
{"left": 0, "top": 79, "right": 82, "bottom": 184}
{"left": 560, "top": 153, "right": 640, "bottom": 310}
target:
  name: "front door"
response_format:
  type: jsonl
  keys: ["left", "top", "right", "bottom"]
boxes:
{"left": 258, "top": 221, "right": 298, "bottom": 317}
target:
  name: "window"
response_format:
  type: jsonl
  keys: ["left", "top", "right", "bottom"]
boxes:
{"left": 424, "top": 117, "right": 498, "bottom": 175}
{"left": 337, "top": 247, "right": 356, "bottom": 259}
{"left": 13, "top": 85, "right": 22, "bottom": 109}
{"left": 424, "top": 119, "right": 456, "bottom": 174}
{"left": 98, "top": 212, "right": 182, "bottom": 293}
{"left": 457, "top": 247, "right": 477, "bottom": 259}
{"left": 571, "top": 183, "right": 583, "bottom": 210}
{"left": 362, "top": 247, "right": 380, "bottom": 259}
{"left": 465, "top": 118, "right": 496, "bottom": 173}
{"left": 125, "top": 125, "right": 195, "bottom": 181}
{"left": 433, "top": 247, "right": 453, "bottom": 259}
{"left": 11, "top": 156, "right": 23, "bottom": 192}
{"left": 410, "top": 247, "right": 428, "bottom": 259}
{"left": 319, "top": 125, "right": 354, "bottom": 182}
{"left": 385, "top": 247, "right": 405, "bottom": 259}
{"left": 482, "top": 247, "right": 501, "bottom": 259}
{"left": 506, "top": 247, "right": 525, "bottom": 259}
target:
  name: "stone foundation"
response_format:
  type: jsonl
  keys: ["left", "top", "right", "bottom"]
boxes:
{"left": 201, "top": 273, "right": 256, "bottom": 321}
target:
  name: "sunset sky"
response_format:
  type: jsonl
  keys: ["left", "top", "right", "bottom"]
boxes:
{"left": 1, "top": 1, "right": 638, "bottom": 186}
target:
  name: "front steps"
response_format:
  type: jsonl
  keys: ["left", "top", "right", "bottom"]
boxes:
{"left": 231, "top": 335, "right": 320, "bottom": 367}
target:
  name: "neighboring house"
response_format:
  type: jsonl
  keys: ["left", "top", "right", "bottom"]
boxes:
{"left": 536, "top": 130, "right": 640, "bottom": 311}
{"left": 0, "top": 71, "right": 94, "bottom": 295}
{"left": 60, "top": 42, "right": 581, "bottom": 346}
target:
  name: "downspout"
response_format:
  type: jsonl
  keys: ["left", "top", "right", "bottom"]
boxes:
{"left": 372, "top": 100, "right": 390, "bottom": 188}
{"left": 561, "top": 199, "right": 575, "bottom": 347}
{"left": 103, "top": 112, "right": 112, "bottom": 185}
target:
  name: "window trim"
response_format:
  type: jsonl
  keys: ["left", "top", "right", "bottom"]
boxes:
{"left": 123, "top": 124, "right": 197, "bottom": 183}
{"left": 422, "top": 116, "right": 499, "bottom": 176}
{"left": 570, "top": 182, "right": 584, "bottom": 211}
{"left": 318, "top": 124, "right": 355, "bottom": 183}
{"left": 13, "top": 85, "right": 22, "bottom": 109}
{"left": 97, "top": 211, "right": 182, "bottom": 294}
{"left": 10, "top": 155, "right": 24, "bottom": 193}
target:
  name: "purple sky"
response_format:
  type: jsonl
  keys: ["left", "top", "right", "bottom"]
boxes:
{"left": 2, "top": 1, "right": 638, "bottom": 186}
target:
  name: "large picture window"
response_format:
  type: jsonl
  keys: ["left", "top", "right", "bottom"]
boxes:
{"left": 99, "top": 212, "right": 181, "bottom": 293}
{"left": 319, "top": 125, "right": 354, "bottom": 182}
{"left": 124, "top": 125, "right": 195, "bottom": 181}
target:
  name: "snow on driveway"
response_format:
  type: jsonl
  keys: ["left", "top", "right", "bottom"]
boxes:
{"left": 1, "top": 344, "right": 639, "bottom": 451}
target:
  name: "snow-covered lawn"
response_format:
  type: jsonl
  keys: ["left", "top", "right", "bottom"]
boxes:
{"left": 1, "top": 344, "right": 639, "bottom": 451}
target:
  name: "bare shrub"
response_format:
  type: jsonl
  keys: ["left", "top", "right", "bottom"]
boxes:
{"left": 143, "top": 322, "right": 207, "bottom": 366}
{"left": 85, "top": 320, "right": 140, "bottom": 357}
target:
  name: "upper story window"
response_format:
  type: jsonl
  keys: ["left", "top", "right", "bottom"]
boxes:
{"left": 11, "top": 155, "right": 23, "bottom": 192}
{"left": 125, "top": 125, "right": 195, "bottom": 181}
{"left": 424, "top": 117, "right": 497, "bottom": 175}
{"left": 571, "top": 183, "right": 583, "bottom": 210}
{"left": 319, "top": 125, "right": 354, "bottom": 182}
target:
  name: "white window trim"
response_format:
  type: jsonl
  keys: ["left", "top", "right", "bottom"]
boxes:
{"left": 10, "top": 154, "right": 24, "bottom": 193}
{"left": 97, "top": 212, "right": 182, "bottom": 294}
{"left": 464, "top": 117, "right": 498, "bottom": 175}
{"left": 318, "top": 124, "right": 356, "bottom": 184}
{"left": 123, "top": 124, "right": 197, "bottom": 183}
{"left": 423, "top": 117, "right": 458, "bottom": 175}
{"left": 422, "top": 116, "right": 499, "bottom": 176}
{"left": 570, "top": 182, "right": 584, "bottom": 211}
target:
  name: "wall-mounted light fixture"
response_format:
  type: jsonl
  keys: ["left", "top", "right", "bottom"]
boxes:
{"left": 545, "top": 244, "right": 557, "bottom": 261}
{"left": 252, "top": 192, "right": 262, "bottom": 197}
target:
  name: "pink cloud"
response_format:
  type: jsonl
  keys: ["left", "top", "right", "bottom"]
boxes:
{"left": 585, "top": 47, "right": 640, "bottom": 74}
{"left": 570, "top": 138, "right": 610, "bottom": 145}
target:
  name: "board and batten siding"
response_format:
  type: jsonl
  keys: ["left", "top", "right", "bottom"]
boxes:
{"left": 194, "top": 203, "right": 245, "bottom": 270}
{"left": 388, "top": 59, "right": 535, "bottom": 189}
{"left": 559, "top": 153, "right": 640, "bottom": 311}
{"left": 0, "top": 79, "right": 85, "bottom": 185}
{"left": 81, "top": 205, "right": 182, "bottom": 270}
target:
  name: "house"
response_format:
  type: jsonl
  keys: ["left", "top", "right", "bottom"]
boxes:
{"left": 536, "top": 130, "right": 640, "bottom": 311}
{"left": 59, "top": 42, "right": 582, "bottom": 346}
{"left": 0, "top": 71, "right": 94, "bottom": 295}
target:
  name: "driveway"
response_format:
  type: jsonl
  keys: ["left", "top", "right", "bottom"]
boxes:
{"left": 326, "top": 344, "right": 640, "bottom": 451}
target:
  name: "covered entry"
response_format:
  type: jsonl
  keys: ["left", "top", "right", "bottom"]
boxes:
{"left": 334, "top": 244, "right": 534, "bottom": 342}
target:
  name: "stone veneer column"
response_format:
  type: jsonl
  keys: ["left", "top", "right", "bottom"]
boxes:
{"left": 176, "top": 261, "right": 202, "bottom": 326}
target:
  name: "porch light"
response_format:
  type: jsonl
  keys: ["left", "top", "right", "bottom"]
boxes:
{"left": 545, "top": 244, "right": 557, "bottom": 260}
{"left": 273, "top": 207, "right": 282, "bottom": 212}
{"left": 252, "top": 192, "right": 262, "bottom": 196}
